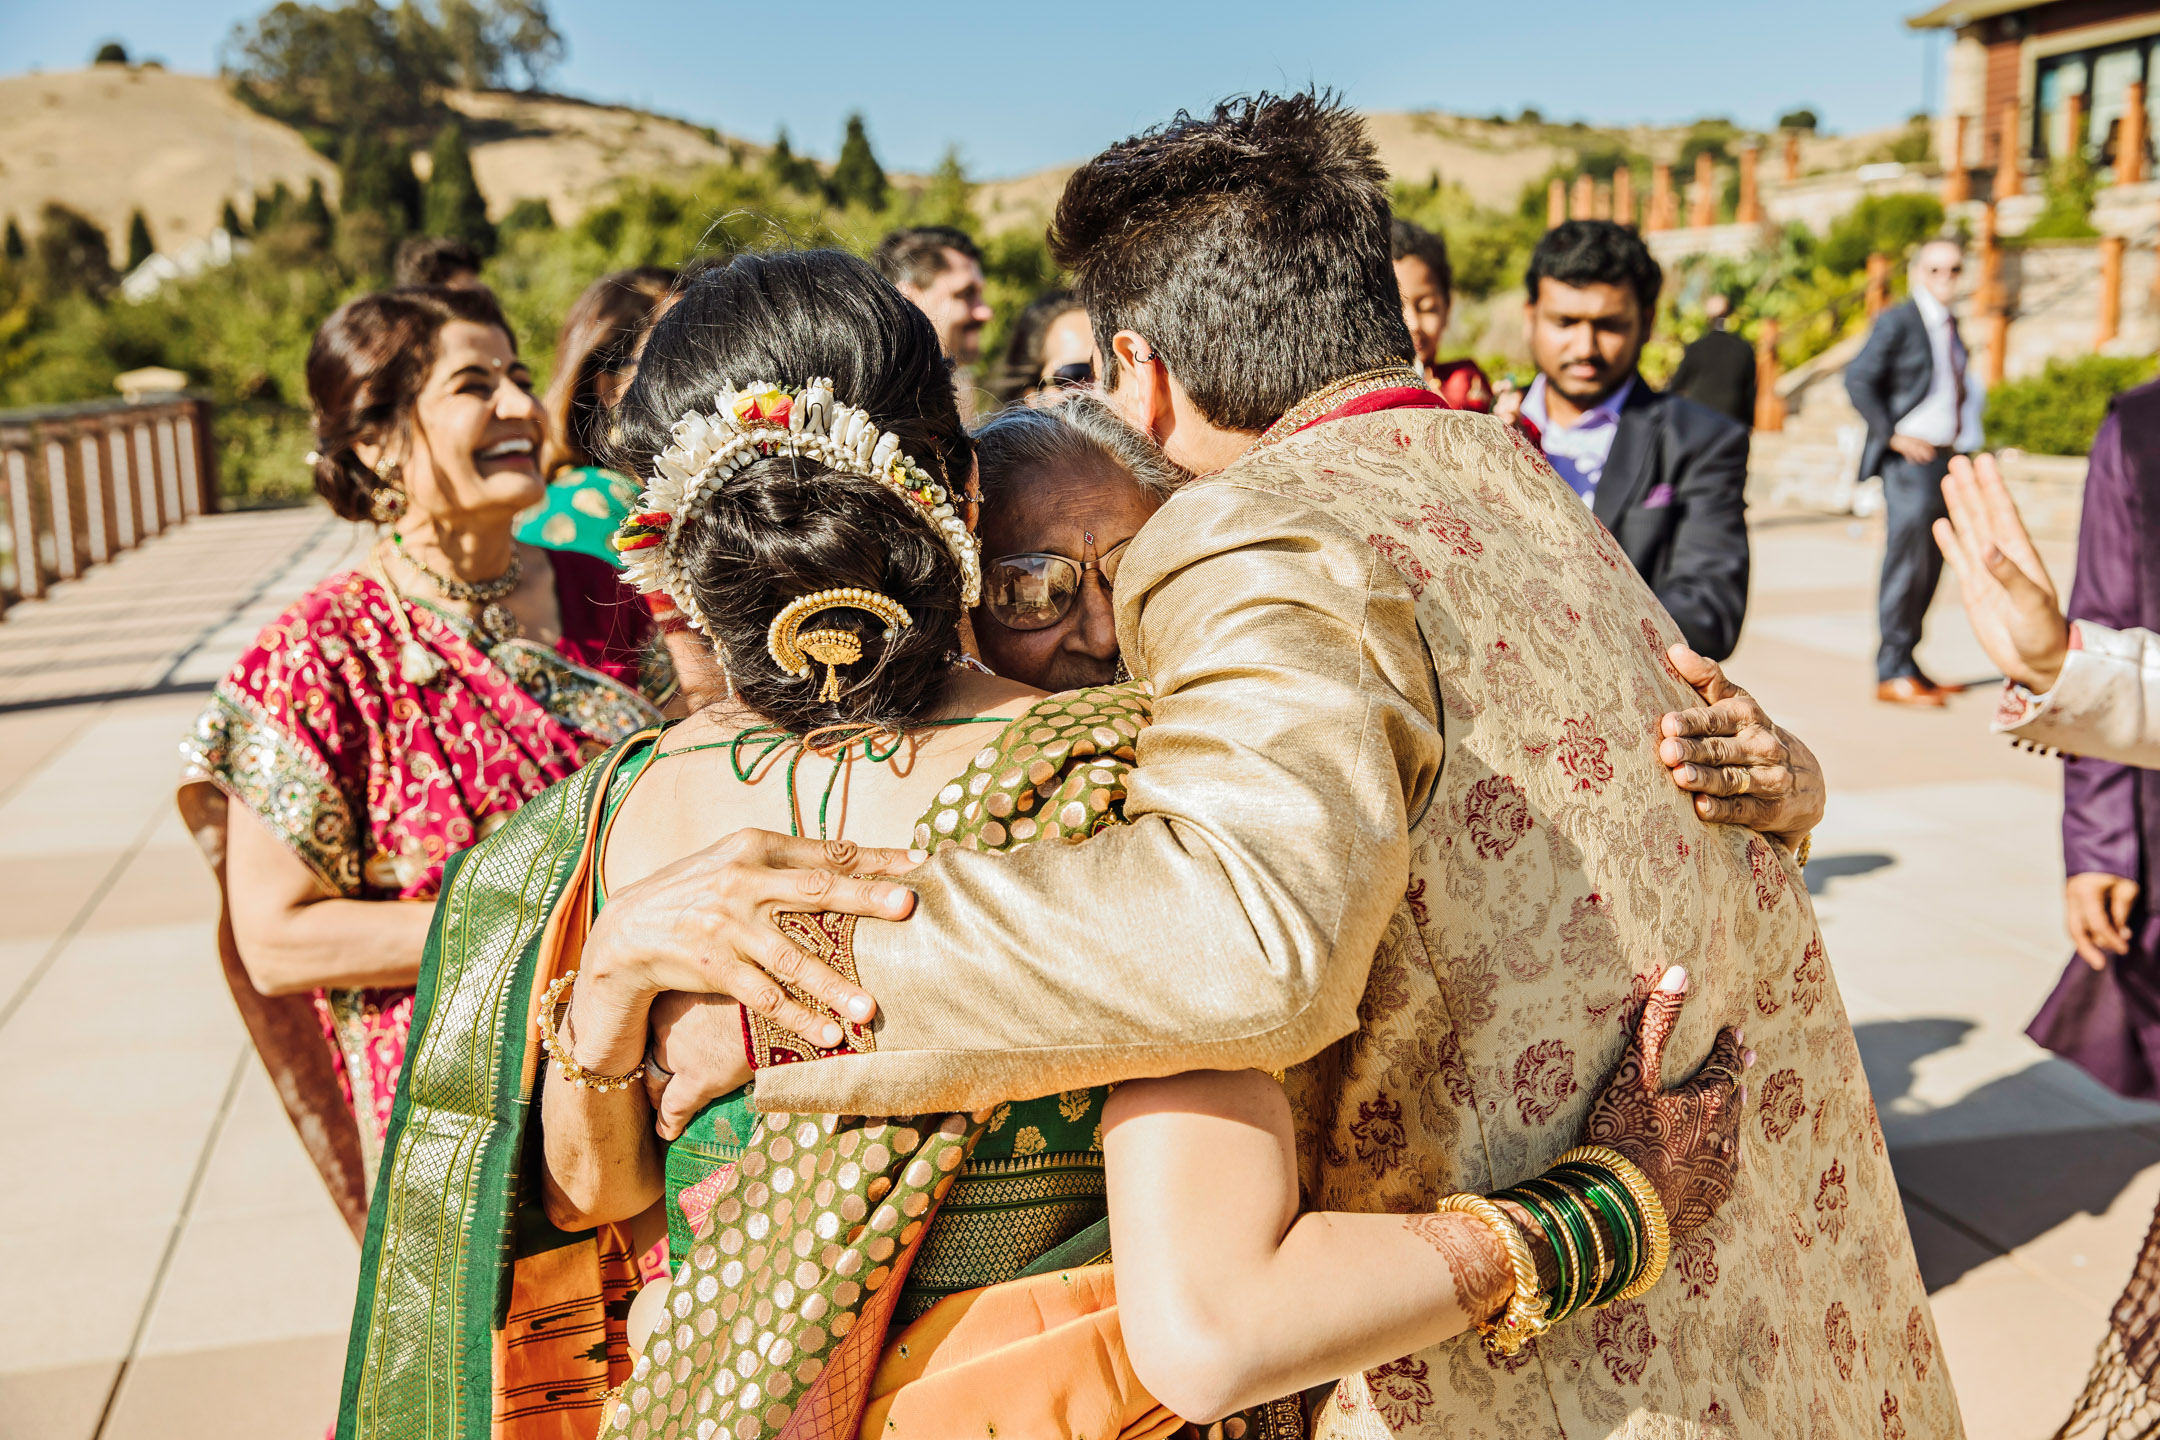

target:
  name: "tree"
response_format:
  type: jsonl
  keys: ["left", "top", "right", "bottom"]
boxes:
{"left": 763, "top": 130, "right": 824, "bottom": 197}
{"left": 3, "top": 219, "right": 24, "bottom": 263}
{"left": 93, "top": 40, "right": 129, "bottom": 65}
{"left": 1777, "top": 108, "right": 1820, "bottom": 133}
{"left": 912, "top": 148, "right": 972, "bottom": 229}
{"left": 1818, "top": 193, "right": 1946, "bottom": 274}
{"left": 298, "top": 179, "right": 334, "bottom": 231}
{"left": 499, "top": 196, "right": 555, "bottom": 234}
{"left": 221, "top": 0, "right": 446, "bottom": 140}
{"left": 127, "top": 211, "right": 156, "bottom": 269}
{"left": 338, "top": 129, "right": 421, "bottom": 260}
{"left": 829, "top": 114, "right": 887, "bottom": 210}
{"left": 221, "top": 199, "right": 249, "bottom": 237}
{"left": 423, "top": 122, "right": 496, "bottom": 254}
{"left": 32, "top": 204, "right": 118, "bottom": 299}
{"left": 253, "top": 181, "right": 293, "bottom": 232}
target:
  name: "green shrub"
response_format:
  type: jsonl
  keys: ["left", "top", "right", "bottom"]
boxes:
{"left": 1984, "top": 354, "right": 2160, "bottom": 455}
{"left": 1817, "top": 193, "right": 1944, "bottom": 276}
{"left": 2023, "top": 154, "right": 2100, "bottom": 240}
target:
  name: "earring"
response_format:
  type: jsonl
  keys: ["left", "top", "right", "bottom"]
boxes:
{"left": 368, "top": 464, "right": 407, "bottom": 526}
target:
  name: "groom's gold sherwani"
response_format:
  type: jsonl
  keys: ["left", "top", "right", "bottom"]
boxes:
{"left": 751, "top": 406, "right": 1963, "bottom": 1439}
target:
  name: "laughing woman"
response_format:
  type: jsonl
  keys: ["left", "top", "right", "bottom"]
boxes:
{"left": 177, "top": 286, "right": 665, "bottom": 1236}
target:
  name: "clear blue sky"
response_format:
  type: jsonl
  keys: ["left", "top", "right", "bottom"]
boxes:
{"left": 3, "top": 2, "right": 1945, "bottom": 179}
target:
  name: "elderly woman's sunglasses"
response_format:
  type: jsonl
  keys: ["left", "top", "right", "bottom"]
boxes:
{"left": 982, "top": 536, "right": 1130, "bottom": 631}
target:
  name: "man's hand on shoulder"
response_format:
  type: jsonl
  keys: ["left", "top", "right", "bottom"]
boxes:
{"left": 1658, "top": 645, "right": 1824, "bottom": 848}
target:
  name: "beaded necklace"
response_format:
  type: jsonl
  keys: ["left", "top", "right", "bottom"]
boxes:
{"left": 653, "top": 716, "right": 1009, "bottom": 839}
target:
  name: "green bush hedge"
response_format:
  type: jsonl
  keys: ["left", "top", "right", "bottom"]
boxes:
{"left": 1984, "top": 355, "right": 2160, "bottom": 456}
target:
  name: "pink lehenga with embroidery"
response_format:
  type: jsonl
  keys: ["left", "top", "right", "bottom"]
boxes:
{"left": 177, "top": 548, "right": 665, "bottom": 1236}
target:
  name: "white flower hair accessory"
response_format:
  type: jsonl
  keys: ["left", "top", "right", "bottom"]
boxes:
{"left": 613, "top": 378, "right": 981, "bottom": 636}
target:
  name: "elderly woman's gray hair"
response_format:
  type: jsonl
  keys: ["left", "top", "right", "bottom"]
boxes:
{"left": 973, "top": 394, "right": 1188, "bottom": 502}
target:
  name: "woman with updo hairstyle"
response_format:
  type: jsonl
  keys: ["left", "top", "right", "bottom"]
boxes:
{"left": 177, "top": 284, "right": 665, "bottom": 1236}
{"left": 344, "top": 248, "right": 1746, "bottom": 1440}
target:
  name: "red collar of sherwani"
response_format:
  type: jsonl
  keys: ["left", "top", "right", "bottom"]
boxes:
{"left": 1249, "top": 365, "right": 1449, "bottom": 452}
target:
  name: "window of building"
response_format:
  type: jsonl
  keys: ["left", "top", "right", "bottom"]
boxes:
{"left": 2035, "top": 35, "right": 2160, "bottom": 178}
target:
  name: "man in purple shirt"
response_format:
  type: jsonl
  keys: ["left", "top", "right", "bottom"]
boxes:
{"left": 1509, "top": 221, "right": 1752, "bottom": 659}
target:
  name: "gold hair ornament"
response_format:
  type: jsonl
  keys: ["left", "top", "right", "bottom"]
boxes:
{"left": 614, "top": 379, "right": 981, "bottom": 636}
{"left": 767, "top": 587, "right": 914, "bottom": 703}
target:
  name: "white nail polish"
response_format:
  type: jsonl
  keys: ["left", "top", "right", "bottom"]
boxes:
{"left": 847, "top": 996, "right": 873, "bottom": 1022}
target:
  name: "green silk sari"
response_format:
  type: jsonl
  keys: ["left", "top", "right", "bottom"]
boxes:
{"left": 340, "top": 684, "right": 1150, "bottom": 1440}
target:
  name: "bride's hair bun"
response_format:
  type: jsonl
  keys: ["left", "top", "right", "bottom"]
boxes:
{"left": 609, "top": 252, "right": 973, "bottom": 734}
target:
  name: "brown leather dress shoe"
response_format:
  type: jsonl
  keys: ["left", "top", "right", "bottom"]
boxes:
{"left": 1877, "top": 677, "right": 1950, "bottom": 707}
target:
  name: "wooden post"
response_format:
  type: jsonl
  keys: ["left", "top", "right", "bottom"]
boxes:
{"left": 1865, "top": 252, "right": 1892, "bottom": 317}
{"left": 2098, "top": 234, "right": 2125, "bottom": 348}
{"left": 1593, "top": 179, "right": 1612, "bottom": 220}
{"left": 1691, "top": 150, "right": 1717, "bottom": 228}
{"left": 2122, "top": 81, "right": 2147, "bottom": 183}
{"left": 1738, "top": 145, "right": 1762, "bottom": 224}
{"left": 1613, "top": 166, "right": 1635, "bottom": 227}
{"left": 1783, "top": 131, "right": 1801, "bottom": 183}
{"left": 1573, "top": 172, "right": 1596, "bottom": 222}
{"left": 1547, "top": 176, "right": 1567, "bottom": 228}
{"left": 1998, "top": 100, "right": 2023, "bottom": 197}
{"left": 1978, "top": 200, "right": 2003, "bottom": 317}
{"left": 2065, "top": 90, "right": 2086, "bottom": 162}
{"left": 1986, "top": 311, "right": 2009, "bottom": 385}
{"left": 1754, "top": 319, "right": 1786, "bottom": 432}
{"left": 1945, "top": 112, "right": 1970, "bottom": 204}
{"left": 1649, "top": 164, "right": 1675, "bottom": 231}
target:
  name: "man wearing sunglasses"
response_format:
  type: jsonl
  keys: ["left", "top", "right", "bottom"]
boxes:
{"left": 1846, "top": 236, "right": 1985, "bottom": 706}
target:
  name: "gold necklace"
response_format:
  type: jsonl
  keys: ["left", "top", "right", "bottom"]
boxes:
{"left": 385, "top": 537, "right": 524, "bottom": 646}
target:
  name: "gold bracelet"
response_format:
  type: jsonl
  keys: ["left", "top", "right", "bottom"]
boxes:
{"left": 1556, "top": 1146, "right": 1672, "bottom": 1303}
{"left": 1435, "top": 1193, "right": 1551, "bottom": 1356}
{"left": 1793, "top": 832, "right": 1812, "bottom": 869}
{"left": 536, "top": 971, "right": 647, "bottom": 1092}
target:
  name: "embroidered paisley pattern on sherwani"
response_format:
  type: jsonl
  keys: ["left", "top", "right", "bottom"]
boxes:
{"left": 752, "top": 408, "right": 1964, "bottom": 1440}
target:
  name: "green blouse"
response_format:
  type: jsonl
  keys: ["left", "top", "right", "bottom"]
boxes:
{"left": 515, "top": 465, "right": 639, "bottom": 568}
{"left": 591, "top": 709, "right": 1129, "bottom": 1322}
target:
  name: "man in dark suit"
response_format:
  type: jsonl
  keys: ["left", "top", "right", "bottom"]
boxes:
{"left": 1844, "top": 237, "right": 1982, "bottom": 706}
{"left": 1508, "top": 220, "right": 1751, "bottom": 660}
{"left": 1669, "top": 293, "right": 1758, "bottom": 427}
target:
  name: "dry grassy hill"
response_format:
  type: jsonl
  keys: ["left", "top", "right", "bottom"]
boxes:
{"left": 0, "top": 66, "right": 337, "bottom": 257}
{"left": 1, "top": 65, "right": 1914, "bottom": 260}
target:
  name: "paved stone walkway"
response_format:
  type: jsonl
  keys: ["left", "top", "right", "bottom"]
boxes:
{"left": 0, "top": 499, "right": 2152, "bottom": 1440}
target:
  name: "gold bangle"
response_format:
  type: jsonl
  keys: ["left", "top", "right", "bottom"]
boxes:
{"left": 536, "top": 971, "right": 647, "bottom": 1092}
{"left": 1556, "top": 1146, "right": 1672, "bottom": 1303}
{"left": 1434, "top": 1193, "right": 1551, "bottom": 1356}
{"left": 1792, "top": 832, "right": 1812, "bottom": 868}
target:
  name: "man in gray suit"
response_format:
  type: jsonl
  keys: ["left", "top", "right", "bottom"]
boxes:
{"left": 1845, "top": 237, "right": 1985, "bottom": 706}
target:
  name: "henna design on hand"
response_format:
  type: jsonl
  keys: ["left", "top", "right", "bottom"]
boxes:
{"left": 1407, "top": 1211, "right": 1515, "bottom": 1322}
{"left": 1580, "top": 970, "right": 1751, "bottom": 1235}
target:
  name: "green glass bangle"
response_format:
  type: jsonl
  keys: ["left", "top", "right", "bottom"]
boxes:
{"left": 1517, "top": 1176, "right": 1605, "bottom": 1315}
{"left": 1551, "top": 1161, "right": 1652, "bottom": 1307}
{"left": 1559, "top": 1169, "right": 1641, "bottom": 1307}
{"left": 1496, "top": 1187, "right": 1580, "bottom": 1321}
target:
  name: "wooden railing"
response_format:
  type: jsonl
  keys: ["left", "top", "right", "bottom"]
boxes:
{"left": 0, "top": 393, "right": 218, "bottom": 608}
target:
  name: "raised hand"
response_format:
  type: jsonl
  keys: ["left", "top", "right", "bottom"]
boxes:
{"left": 1660, "top": 646, "right": 1824, "bottom": 848}
{"left": 1931, "top": 453, "right": 2070, "bottom": 692}
{"left": 1580, "top": 966, "right": 1752, "bottom": 1235}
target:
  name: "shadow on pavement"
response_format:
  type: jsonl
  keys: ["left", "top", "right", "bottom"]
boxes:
{"left": 1857, "top": 1018, "right": 2160, "bottom": 1292}
{"left": 1805, "top": 851, "right": 1896, "bottom": 896}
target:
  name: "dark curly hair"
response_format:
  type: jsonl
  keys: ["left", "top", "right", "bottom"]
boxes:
{"left": 1049, "top": 90, "right": 1412, "bottom": 433}
{"left": 305, "top": 285, "right": 517, "bottom": 523}
{"left": 1526, "top": 219, "right": 1663, "bottom": 323}
{"left": 609, "top": 250, "right": 975, "bottom": 735}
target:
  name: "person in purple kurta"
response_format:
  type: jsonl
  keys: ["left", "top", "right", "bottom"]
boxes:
{"left": 2021, "top": 378, "right": 2160, "bottom": 1440}
{"left": 2027, "top": 379, "right": 2160, "bottom": 1101}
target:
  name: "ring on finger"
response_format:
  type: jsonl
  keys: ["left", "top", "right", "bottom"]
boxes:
{"left": 645, "top": 1043, "right": 674, "bottom": 1080}
{"left": 1729, "top": 767, "right": 1752, "bottom": 796}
